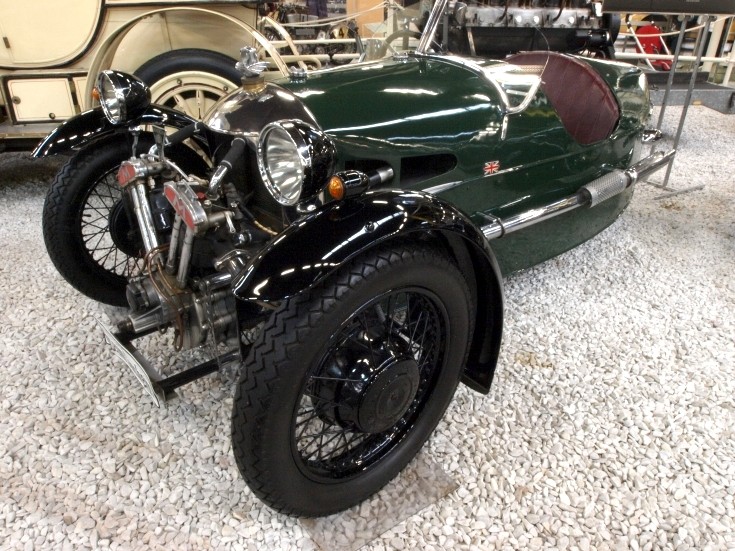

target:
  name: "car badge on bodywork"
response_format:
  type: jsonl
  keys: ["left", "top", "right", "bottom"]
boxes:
{"left": 236, "top": 46, "right": 269, "bottom": 78}
{"left": 484, "top": 161, "right": 500, "bottom": 176}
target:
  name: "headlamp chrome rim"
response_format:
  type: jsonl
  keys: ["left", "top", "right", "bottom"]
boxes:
{"left": 257, "top": 122, "right": 309, "bottom": 206}
{"left": 257, "top": 120, "right": 336, "bottom": 207}
{"left": 96, "top": 70, "right": 151, "bottom": 125}
{"left": 97, "top": 71, "right": 126, "bottom": 124}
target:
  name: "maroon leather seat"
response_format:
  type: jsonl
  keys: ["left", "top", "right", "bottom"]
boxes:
{"left": 505, "top": 51, "right": 620, "bottom": 146}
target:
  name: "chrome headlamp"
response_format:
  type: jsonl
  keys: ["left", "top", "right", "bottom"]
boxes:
{"left": 97, "top": 70, "right": 151, "bottom": 125}
{"left": 257, "top": 120, "right": 336, "bottom": 206}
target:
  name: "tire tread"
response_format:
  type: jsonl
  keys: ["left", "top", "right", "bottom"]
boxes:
{"left": 231, "top": 241, "right": 473, "bottom": 516}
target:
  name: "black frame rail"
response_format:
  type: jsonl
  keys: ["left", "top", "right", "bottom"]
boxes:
{"left": 97, "top": 318, "right": 240, "bottom": 407}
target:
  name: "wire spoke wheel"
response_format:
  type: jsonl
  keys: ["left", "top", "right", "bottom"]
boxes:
{"left": 43, "top": 134, "right": 207, "bottom": 306}
{"left": 42, "top": 136, "right": 148, "bottom": 305}
{"left": 231, "top": 243, "right": 473, "bottom": 516}
{"left": 295, "top": 288, "right": 444, "bottom": 478}
{"left": 79, "top": 168, "right": 143, "bottom": 280}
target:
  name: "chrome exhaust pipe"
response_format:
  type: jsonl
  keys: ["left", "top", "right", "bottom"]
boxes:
{"left": 481, "top": 150, "right": 675, "bottom": 240}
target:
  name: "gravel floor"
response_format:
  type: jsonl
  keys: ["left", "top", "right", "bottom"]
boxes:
{"left": 1, "top": 105, "right": 734, "bottom": 551}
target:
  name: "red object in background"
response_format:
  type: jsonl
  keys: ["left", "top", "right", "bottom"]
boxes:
{"left": 635, "top": 24, "right": 672, "bottom": 71}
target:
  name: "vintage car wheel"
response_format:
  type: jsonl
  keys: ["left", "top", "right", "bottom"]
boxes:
{"left": 135, "top": 49, "right": 240, "bottom": 120}
{"left": 231, "top": 243, "right": 473, "bottom": 516}
{"left": 42, "top": 134, "right": 207, "bottom": 306}
{"left": 325, "top": 23, "right": 361, "bottom": 65}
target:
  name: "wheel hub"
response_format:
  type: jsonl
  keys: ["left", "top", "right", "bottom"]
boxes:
{"left": 109, "top": 201, "right": 142, "bottom": 257}
{"left": 355, "top": 358, "right": 420, "bottom": 434}
{"left": 324, "top": 337, "right": 421, "bottom": 435}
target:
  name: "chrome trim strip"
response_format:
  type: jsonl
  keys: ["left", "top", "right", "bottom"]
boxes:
{"left": 482, "top": 195, "right": 582, "bottom": 240}
{"left": 481, "top": 150, "right": 675, "bottom": 241}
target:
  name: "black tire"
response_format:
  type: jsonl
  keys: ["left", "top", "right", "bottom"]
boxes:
{"left": 42, "top": 134, "right": 206, "bottom": 306}
{"left": 135, "top": 49, "right": 240, "bottom": 120}
{"left": 231, "top": 242, "right": 473, "bottom": 516}
{"left": 325, "top": 23, "right": 361, "bottom": 66}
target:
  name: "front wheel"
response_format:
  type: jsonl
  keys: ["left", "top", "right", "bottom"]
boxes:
{"left": 231, "top": 242, "right": 473, "bottom": 516}
{"left": 42, "top": 134, "right": 206, "bottom": 306}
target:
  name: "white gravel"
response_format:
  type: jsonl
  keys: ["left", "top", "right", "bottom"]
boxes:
{"left": 0, "top": 105, "right": 734, "bottom": 551}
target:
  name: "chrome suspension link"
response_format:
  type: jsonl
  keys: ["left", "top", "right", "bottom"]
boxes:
{"left": 129, "top": 177, "right": 160, "bottom": 253}
{"left": 166, "top": 217, "right": 183, "bottom": 275}
{"left": 176, "top": 227, "right": 196, "bottom": 288}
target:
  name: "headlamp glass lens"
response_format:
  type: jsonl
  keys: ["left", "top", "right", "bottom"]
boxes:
{"left": 98, "top": 72, "right": 123, "bottom": 124}
{"left": 262, "top": 126, "right": 304, "bottom": 205}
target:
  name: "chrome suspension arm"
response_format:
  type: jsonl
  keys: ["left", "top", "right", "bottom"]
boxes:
{"left": 129, "top": 177, "right": 160, "bottom": 253}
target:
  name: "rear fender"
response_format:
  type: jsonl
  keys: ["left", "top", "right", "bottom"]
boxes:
{"left": 32, "top": 105, "right": 200, "bottom": 158}
{"left": 234, "top": 189, "right": 504, "bottom": 393}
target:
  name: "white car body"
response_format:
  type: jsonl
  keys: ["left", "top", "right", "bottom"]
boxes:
{"left": 0, "top": 0, "right": 260, "bottom": 144}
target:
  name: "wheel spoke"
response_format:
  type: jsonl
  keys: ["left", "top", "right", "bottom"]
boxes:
{"left": 329, "top": 431, "right": 366, "bottom": 459}
{"left": 309, "top": 375, "right": 358, "bottom": 383}
{"left": 407, "top": 308, "right": 431, "bottom": 358}
{"left": 75, "top": 166, "right": 142, "bottom": 278}
{"left": 85, "top": 203, "right": 114, "bottom": 219}
{"left": 385, "top": 293, "right": 398, "bottom": 337}
{"left": 82, "top": 220, "right": 110, "bottom": 233}
{"left": 89, "top": 191, "right": 119, "bottom": 209}
{"left": 195, "top": 89, "right": 206, "bottom": 119}
{"left": 292, "top": 286, "right": 448, "bottom": 478}
{"left": 301, "top": 429, "right": 346, "bottom": 460}
{"left": 95, "top": 247, "right": 117, "bottom": 270}
{"left": 85, "top": 231, "right": 109, "bottom": 254}
{"left": 407, "top": 311, "right": 426, "bottom": 349}
{"left": 173, "top": 93, "right": 196, "bottom": 118}
{"left": 303, "top": 392, "right": 341, "bottom": 409}
{"left": 295, "top": 409, "right": 323, "bottom": 430}
{"left": 84, "top": 200, "right": 113, "bottom": 215}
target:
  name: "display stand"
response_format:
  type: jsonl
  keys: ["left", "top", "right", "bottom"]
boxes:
{"left": 646, "top": 14, "right": 715, "bottom": 199}
{"left": 300, "top": 452, "right": 458, "bottom": 551}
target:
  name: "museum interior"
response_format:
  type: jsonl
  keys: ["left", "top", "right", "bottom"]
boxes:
{"left": 0, "top": 0, "right": 734, "bottom": 549}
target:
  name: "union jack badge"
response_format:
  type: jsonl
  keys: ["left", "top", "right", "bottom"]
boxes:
{"left": 483, "top": 161, "right": 500, "bottom": 176}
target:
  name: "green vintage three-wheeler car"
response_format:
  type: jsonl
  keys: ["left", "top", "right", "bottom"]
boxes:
{"left": 35, "top": 0, "right": 671, "bottom": 517}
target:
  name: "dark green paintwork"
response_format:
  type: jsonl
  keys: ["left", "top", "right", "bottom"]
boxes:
{"left": 278, "top": 54, "right": 650, "bottom": 274}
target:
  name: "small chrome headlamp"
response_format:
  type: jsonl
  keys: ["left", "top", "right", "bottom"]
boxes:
{"left": 257, "top": 120, "right": 336, "bottom": 206}
{"left": 96, "top": 70, "right": 151, "bottom": 125}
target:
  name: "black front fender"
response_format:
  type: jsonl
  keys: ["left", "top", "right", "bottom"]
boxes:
{"left": 234, "top": 189, "right": 505, "bottom": 393}
{"left": 32, "top": 105, "right": 200, "bottom": 158}
{"left": 234, "top": 189, "right": 491, "bottom": 301}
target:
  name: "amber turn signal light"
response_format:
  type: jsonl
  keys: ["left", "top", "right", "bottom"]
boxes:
{"left": 91, "top": 87, "right": 100, "bottom": 102}
{"left": 327, "top": 175, "right": 345, "bottom": 201}
{"left": 324, "top": 170, "right": 371, "bottom": 202}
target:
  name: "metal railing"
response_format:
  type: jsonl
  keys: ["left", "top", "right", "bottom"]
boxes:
{"left": 615, "top": 15, "right": 735, "bottom": 83}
